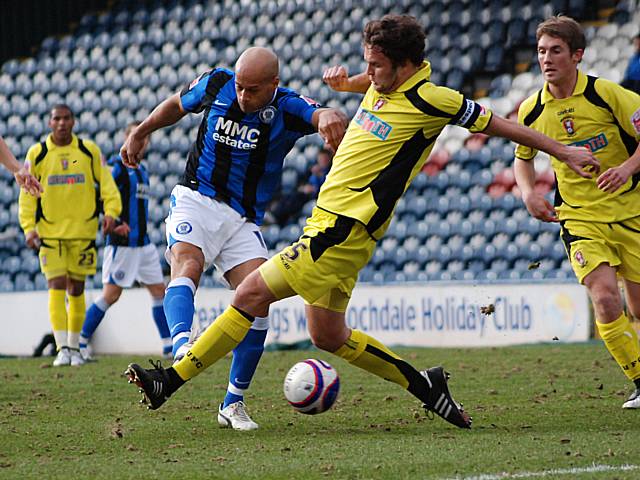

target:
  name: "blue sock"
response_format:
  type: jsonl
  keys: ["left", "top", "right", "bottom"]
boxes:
{"left": 151, "top": 297, "right": 171, "bottom": 355}
{"left": 79, "top": 297, "right": 110, "bottom": 348}
{"left": 223, "top": 318, "right": 268, "bottom": 409}
{"left": 163, "top": 278, "right": 196, "bottom": 357}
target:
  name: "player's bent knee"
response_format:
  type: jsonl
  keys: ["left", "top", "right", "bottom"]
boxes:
{"left": 234, "top": 272, "right": 273, "bottom": 312}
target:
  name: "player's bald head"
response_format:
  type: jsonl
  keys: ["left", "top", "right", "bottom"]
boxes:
{"left": 234, "top": 47, "right": 280, "bottom": 113}
{"left": 236, "top": 47, "right": 279, "bottom": 82}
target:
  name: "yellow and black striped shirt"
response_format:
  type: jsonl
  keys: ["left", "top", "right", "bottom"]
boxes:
{"left": 516, "top": 70, "right": 640, "bottom": 223}
{"left": 317, "top": 61, "right": 492, "bottom": 239}
{"left": 19, "top": 134, "right": 121, "bottom": 240}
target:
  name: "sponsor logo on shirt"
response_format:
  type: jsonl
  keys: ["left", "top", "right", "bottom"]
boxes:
{"left": 569, "top": 133, "right": 608, "bottom": 152}
{"left": 354, "top": 108, "right": 392, "bottom": 140}
{"left": 213, "top": 117, "right": 260, "bottom": 150}
{"left": 48, "top": 174, "right": 85, "bottom": 185}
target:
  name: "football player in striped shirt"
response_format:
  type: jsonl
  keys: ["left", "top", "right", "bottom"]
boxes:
{"left": 80, "top": 122, "right": 171, "bottom": 361}
{"left": 121, "top": 47, "right": 347, "bottom": 430}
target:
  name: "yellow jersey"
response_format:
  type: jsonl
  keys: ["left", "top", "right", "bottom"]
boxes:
{"left": 316, "top": 61, "right": 492, "bottom": 239}
{"left": 19, "top": 134, "right": 121, "bottom": 240}
{"left": 516, "top": 70, "right": 640, "bottom": 223}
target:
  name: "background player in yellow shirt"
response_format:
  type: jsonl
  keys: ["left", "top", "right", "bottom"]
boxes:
{"left": 125, "top": 15, "right": 597, "bottom": 430}
{"left": 0, "top": 135, "right": 42, "bottom": 196}
{"left": 514, "top": 16, "right": 640, "bottom": 409}
{"left": 19, "top": 104, "right": 121, "bottom": 367}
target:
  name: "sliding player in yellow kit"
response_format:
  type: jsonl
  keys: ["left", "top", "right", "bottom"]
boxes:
{"left": 125, "top": 15, "right": 598, "bottom": 429}
{"left": 514, "top": 16, "right": 640, "bottom": 408}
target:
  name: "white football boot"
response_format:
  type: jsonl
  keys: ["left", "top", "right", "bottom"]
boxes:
{"left": 52, "top": 348, "right": 71, "bottom": 367}
{"left": 69, "top": 349, "right": 85, "bottom": 367}
{"left": 218, "top": 401, "right": 259, "bottom": 431}
{"left": 622, "top": 389, "right": 640, "bottom": 409}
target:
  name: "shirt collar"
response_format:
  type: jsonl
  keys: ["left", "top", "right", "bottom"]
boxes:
{"left": 395, "top": 61, "right": 432, "bottom": 93}
{"left": 541, "top": 69, "right": 587, "bottom": 104}
{"left": 46, "top": 133, "right": 78, "bottom": 150}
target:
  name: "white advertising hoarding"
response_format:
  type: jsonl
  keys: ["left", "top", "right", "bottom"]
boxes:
{"left": 0, "top": 282, "right": 590, "bottom": 356}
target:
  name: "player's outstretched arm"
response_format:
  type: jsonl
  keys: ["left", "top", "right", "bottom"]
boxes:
{"left": 121, "top": 93, "right": 187, "bottom": 167}
{"left": 484, "top": 115, "right": 600, "bottom": 179}
{"left": 0, "top": 137, "right": 43, "bottom": 196}
{"left": 312, "top": 108, "right": 349, "bottom": 151}
{"left": 514, "top": 158, "right": 558, "bottom": 222}
{"left": 596, "top": 143, "right": 640, "bottom": 193}
{"left": 323, "top": 66, "right": 370, "bottom": 94}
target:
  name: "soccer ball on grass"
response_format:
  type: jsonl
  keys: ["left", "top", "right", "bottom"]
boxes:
{"left": 283, "top": 359, "right": 340, "bottom": 414}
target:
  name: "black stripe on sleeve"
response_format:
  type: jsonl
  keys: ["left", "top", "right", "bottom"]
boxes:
{"left": 404, "top": 80, "right": 454, "bottom": 118}
{"left": 34, "top": 141, "right": 48, "bottom": 166}
{"left": 523, "top": 90, "right": 544, "bottom": 127}
{"left": 283, "top": 111, "right": 316, "bottom": 135}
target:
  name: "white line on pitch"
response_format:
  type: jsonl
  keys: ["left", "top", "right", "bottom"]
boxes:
{"left": 441, "top": 463, "right": 640, "bottom": 480}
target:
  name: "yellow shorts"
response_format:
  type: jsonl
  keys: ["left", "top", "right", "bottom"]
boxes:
{"left": 259, "top": 207, "right": 376, "bottom": 313}
{"left": 38, "top": 239, "right": 97, "bottom": 280}
{"left": 560, "top": 216, "right": 640, "bottom": 284}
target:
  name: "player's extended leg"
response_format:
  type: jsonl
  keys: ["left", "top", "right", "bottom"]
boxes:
{"left": 146, "top": 283, "right": 172, "bottom": 358}
{"left": 126, "top": 268, "right": 279, "bottom": 410}
{"left": 621, "top": 278, "right": 640, "bottom": 409}
{"left": 67, "top": 277, "right": 88, "bottom": 366}
{"left": 80, "top": 283, "right": 123, "bottom": 359}
{"left": 587, "top": 264, "right": 640, "bottom": 407}
{"left": 218, "top": 258, "right": 270, "bottom": 431}
{"left": 306, "top": 299, "right": 471, "bottom": 429}
{"left": 164, "top": 242, "right": 204, "bottom": 359}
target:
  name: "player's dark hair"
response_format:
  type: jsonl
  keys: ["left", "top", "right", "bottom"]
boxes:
{"left": 536, "top": 16, "right": 586, "bottom": 53}
{"left": 363, "top": 14, "right": 426, "bottom": 67}
{"left": 50, "top": 103, "right": 74, "bottom": 118}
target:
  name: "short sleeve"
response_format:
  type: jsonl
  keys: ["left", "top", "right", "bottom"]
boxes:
{"left": 280, "top": 93, "right": 322, "bottom": 135}
{"left": 415, "top": 84, "right": 493, "bottom": 132}
{"left": 180, "top": 71, "right": 212, "bottom": 113}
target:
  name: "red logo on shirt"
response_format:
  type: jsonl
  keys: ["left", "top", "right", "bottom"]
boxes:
{"left": 373, "top": 98, "right": 386, "bottom": 111}
{"left": 561, "top": 116, "right": 576, "bottom": 136}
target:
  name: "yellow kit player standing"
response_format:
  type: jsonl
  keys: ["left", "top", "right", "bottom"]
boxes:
{"left": 19, "top": 104, "right": 121, "bottom": 367}
{"left": 514, "top": 17, "right": 640, "bottom": 408}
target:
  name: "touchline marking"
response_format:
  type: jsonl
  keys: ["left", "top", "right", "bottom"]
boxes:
{"left": 441, "top": 463, "right": 640, "bottom": 480}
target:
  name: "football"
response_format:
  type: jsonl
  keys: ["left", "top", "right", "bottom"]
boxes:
{"left": 283, "top": 359, "right": 340, "bottom": 415}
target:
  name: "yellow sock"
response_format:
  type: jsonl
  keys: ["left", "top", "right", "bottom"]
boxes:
{"left": 49, "top": 289, "right": 67, "bottom": 350}
{"left": 173, "top": 306, "right": 252, "bottom": 381}
{"left": 67, "top": 293, "right": 85, "bottom": 349}
{"left": 597, "top": 312, "right": 640, "bottom": 381}
{"left": 334, "top": 329, "right": 411, "bottom": 389}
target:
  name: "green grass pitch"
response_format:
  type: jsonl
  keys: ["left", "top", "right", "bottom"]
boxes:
{"left": 1, "top": 343, "right": 639, "bottom": 479}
